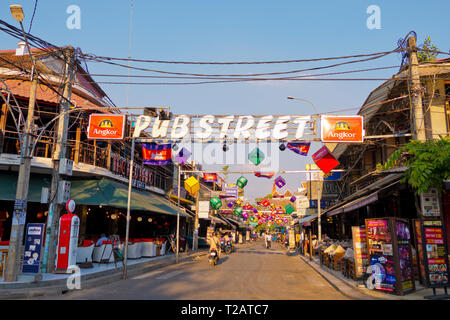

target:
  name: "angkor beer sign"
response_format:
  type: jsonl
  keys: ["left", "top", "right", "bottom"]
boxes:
{"left": 321, "top": 115, "right": 364, "bottom": 143}
{"left": 87, "top": 114, "right": 126, "bottom": 140}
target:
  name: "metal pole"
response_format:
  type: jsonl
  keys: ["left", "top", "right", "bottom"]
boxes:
{"left": 41, "top": 47, "right": 75, "bottom": 274}
{"left": 318, "top": 177, "right": 322, "bottom": 243}
{"left": 122, "top": 138, "right": 135, "bottom": 279}
{"left": 176, "top": 164, "right": 181, "bottom": 264}
{"left": 4, "top": 72, "right": 37, "bottom": 282}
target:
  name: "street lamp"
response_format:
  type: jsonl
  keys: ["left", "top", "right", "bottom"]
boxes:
{"left": 4, "top": 4, "right": 40, "bottom": 282}
{"left": 286, "top": 96, "right": 319, "bottom": 115}
{"left": 287, "top": 96, "right": 322, "bottom": 243}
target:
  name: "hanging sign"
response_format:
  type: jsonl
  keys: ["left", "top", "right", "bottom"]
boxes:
{"left": 133, "top": 114, "right": 314, "bottom": 140}
{"left": 321, "top": 115, "right": 364, "bottom": 143}
{"left": 87, "top": 114, "right": 126, "bottom": 140}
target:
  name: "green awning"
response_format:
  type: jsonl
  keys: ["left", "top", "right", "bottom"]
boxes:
{"left": 0, "top": 171, "right": 50, "bottom": 202}
{"left": 69, "top": 178, "right": 190, "bottom": 217}
{"left": 0, "top": 172, "right": 189, "bottom": 217}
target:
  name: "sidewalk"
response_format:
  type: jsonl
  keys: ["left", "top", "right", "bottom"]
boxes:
{"left": 0, "top": 249, "right": 209, "bottom": 299}
{"left": 298, "top": 252, "right": 449, "bottom": 300}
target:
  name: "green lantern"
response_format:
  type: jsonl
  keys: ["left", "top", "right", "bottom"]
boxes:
{"left": 236, "top": 176, "right": 248, "bottom": 188}
{"left": 210, "top": 197, "right": 222, "bottom": 210}
{"left": 234, "top": 207, "right": 243, "bottom": 216}
{"left": 248, "top": 147, "right": 264, "bottom": 166}
{"left": 284, "top": 204, "right": 295, "bottom": 215}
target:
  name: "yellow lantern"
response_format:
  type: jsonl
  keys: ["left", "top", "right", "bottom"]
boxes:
{"left": 184, "top": 176, "right": 200, "bottom": 196}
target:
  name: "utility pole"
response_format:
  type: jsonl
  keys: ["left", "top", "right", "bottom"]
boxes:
{"left": 4, "top": 70, "right": 38, "bottom": 282}
{"left": 193, "top": 190, "right": 199, "bottom": 251}
{"left": 41, "top": 47, "right": 75, "bottom": 273}
{"left": 407, "top": 36, "right": 426, "bottom": 142}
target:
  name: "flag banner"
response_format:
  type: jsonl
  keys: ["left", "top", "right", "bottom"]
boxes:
{"left": 287, "top": 142, "right": 311, "bottom": 156}
{"left": 254, "top": 171, "right": 275, "bottom": 179}
{"left": 142, "top": 144, "right": 172, "bottom": 165}
{"left": 312, "top": 145, "right": 339, "bottom": 174}
{"left": 203, "top": 173, "right": 218, "bottom": 182}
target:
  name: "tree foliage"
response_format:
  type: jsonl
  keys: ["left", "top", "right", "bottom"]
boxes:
{"left": 417, "top": 36, "right": 439, "bottom": 63}
{"left": 383, "top": 136, "right": 450, "bottom": 194}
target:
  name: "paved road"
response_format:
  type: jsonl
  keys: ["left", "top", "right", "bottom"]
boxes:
{"left": 43, "top": 240, "right": 349, "bottom": 300}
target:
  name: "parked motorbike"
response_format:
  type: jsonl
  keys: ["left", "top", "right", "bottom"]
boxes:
{"left": 209, "top": 248, "right": 219, "bottom": 266}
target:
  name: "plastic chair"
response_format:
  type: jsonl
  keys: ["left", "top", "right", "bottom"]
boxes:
{"left": 141, "top": 239, "right": 156, "bottom": 257}
{"left": 76, "top": 240, "right": 95, "bottom": 263}
{"left": 127, "top": 239, "right": 142, "bottom": 259}
{"left": 92, "top": 240, "right": 114, "bottom": 263}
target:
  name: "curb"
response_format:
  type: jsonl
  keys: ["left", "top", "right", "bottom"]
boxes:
{"left": 0, "top": 250, "right": 208, "bottom": 299}
{"left": 298, "top": 254, "right": 381, "bottom": 300}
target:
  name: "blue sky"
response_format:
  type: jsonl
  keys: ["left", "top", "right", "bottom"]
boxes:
{"left": 1, "top": 0, "right": 449, "bottom": 201}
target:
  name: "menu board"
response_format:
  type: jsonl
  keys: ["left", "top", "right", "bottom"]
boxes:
{"left": 351, "top": 226, "right": 369, "bottom": 278}
{"left": 395, "top": 220, "right": 414, "bottom": 292}
{"left": 421, "top": 220, "right": 449, "bottom": 288}
{"left": 413, "top": 220, "right": 426, "bottom": 284}
{"left": 366, "top": 219, "right": 396, "bottom": 293}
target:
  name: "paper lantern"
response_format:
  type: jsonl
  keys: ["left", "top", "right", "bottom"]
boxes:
{"left": 284, "top": 204, "right": 295, "bottom": 215}
{"left": 261, "top": 199, "right": 270, "bottom": 207}
{"left": 275, "top": 176, "right": 286, "bottom": 188}
{"left": 253, "top": 208, "right": 258, "bottom": 213}
{"left": 290, "top": 196, "right": 296, "bottom": 202}
{"left": 236, "top": 176, "right": 248, "bottom": 188}
{"left": 248, "top": 147, "right": 264, "bottom": 166}
{"left": 312, "top": 145, "right": 340, "bottom": 174}
{"left": 227, "top": 201, "right": 235, "bottom": 208}
{"left": 184, "top": 176, "right": 200, "bottom": 195}
{"left": 235, "top": 199, "right": 242, "bottom": 206}
{"left": 234, "top": 207, "right": 243, "bottom": 216}
{"left": 175, "top": 147, "right": 191, "bottom": 164}
{"left": 242, "top": 212, "right": 249, "bottom": 219}
{"left": 210, "top": 197, "right": 222, "bottom": 210}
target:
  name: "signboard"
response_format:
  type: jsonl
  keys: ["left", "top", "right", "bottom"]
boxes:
{"left": 366, "top": 218, "right": 415, "bottom": 295}
{"left": 352, "top": 226, "right": 369, "bottom": 278}
{"left": 420, "top": 219, "right": 449, "bottom": 288}
{"left": 225, "top": 185, "right": 238, "bottom": 198}
{"left": 111, "top": 153, "right": 152, "bottom": 190}
{"left": 309, "top": 200, "right": 331, "bottom": 209}
{"left": 133, "top": 114, "right": 314, "bottom": 141}
{"left": 321, "top": 115, "right": 364, "bottom": 143}
{"left": 420, "top": 188, "right": 441, "bottom": 217}
{"left": 366, "top": 219, "right": 396, "bottom": 293}
{"left": 87, "top": 114, "right": 126, "bottom": 140}
{"left": 198, "top": 201, "right": 210, "bottom": 219}
{"left": 22, "top": 223, "right": 45, "bottom": 273}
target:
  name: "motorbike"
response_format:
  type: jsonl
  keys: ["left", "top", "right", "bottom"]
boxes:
{"left": 265, "top": 240, "right": 271, "bottom": 249}
{"left": 209, "top": 248, "right": 219, "bottom": 266}
{"left": 223, "top": 240, "right": 232, "bottom": 254}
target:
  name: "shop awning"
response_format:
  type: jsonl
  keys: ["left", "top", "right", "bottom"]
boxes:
{"left": 69, "top": 178, "right": 190, "bottom": 217}
{"left": 297, "top": 214, "right": 317, "bottom": 226}
{"left": 327, "top": 192, "right": 379, "bottom": 217}
{"left": 0, "top": 171, "right": 50, "bottom": 202}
